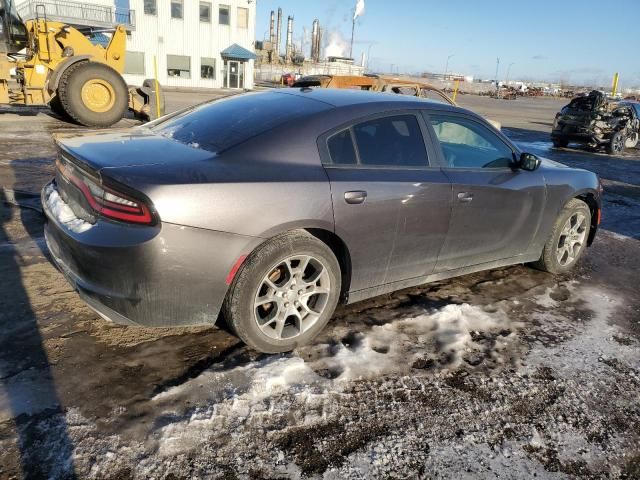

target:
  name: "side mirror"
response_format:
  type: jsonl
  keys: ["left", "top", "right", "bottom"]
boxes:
{"left": 519, "top": 152, "right": 541, "bottom": 171}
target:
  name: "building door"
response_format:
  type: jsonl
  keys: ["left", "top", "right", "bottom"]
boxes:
{"left": 224, "top": 60, "right": 244, "bottom": 89}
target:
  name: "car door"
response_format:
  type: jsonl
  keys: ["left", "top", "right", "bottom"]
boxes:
{"left": 423, "top": 111, "right": 546, "bottom": 272}
{"left": 319, "top": 112, "right": 452, "bottom": 293}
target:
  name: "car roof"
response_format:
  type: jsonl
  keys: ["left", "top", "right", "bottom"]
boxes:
{"left": 272, "top": 87, "right": 461, "bottom": 112}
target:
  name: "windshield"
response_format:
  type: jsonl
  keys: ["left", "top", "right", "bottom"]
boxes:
{"left": 1, "top": 0, "right": 28, "bottom": 52}
{"left": 150, "top": 92, "right": 329, "bottom": 153}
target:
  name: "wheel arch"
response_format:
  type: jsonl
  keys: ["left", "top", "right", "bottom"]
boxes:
{"left": 573, "top": 189, "right": 600, "bottom": 246}
{"left": 47, "top": 56, "right": 92, "bottom": 93}
{"left": 231, "top": 225, "right": 353, "bottom": 304}
{"left": 304, "top": 228, "right": 352, "bottom": 303}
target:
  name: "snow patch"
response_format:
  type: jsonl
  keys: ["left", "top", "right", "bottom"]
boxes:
{"left": 44, "top": 183, "right": 93, "bottom": 233}
{"left": 151, "top": 303, "right": 513, "bottom": 456}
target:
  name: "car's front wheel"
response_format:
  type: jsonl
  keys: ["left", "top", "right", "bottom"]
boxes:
{"left": 607, "top": 131, "right": 625, "bottom": 155}
{"left": 532, "top": 198, "right": 591, "bottom": 274}
{"left": 222, "top": 230, "right": 341, "bottom": 353}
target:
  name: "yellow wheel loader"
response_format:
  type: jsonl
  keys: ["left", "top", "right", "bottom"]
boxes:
{"left": 0, "top": 0, "right": 163, "bottom": 127}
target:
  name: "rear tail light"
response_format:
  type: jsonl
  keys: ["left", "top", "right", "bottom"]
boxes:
{"left": 56, "top": 158, "right": 154, "bottom": 225}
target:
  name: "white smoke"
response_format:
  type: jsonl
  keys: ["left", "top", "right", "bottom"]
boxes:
{"left": 324, "top": 30, "right": 349, "bottom": 58}
{"left": 354, "top": 0, "right": 365, "bottom": 20}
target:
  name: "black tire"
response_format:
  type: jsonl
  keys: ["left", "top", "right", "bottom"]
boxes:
{"left": 552, "top": 137, "right": 568, "bottom": 148}
{"left": 531, "top": 198, "right": 591, "bottom": 274}
{"left": 58, "top": 62, "right": 128, "bottom": 127}
{"left": 606, "top": 131, "right": 625, "bottom": 155}
{"left": 48, "top": 95, "right": 71, "bottom": 121}
{"left": 222, "top": 230, "right": 341, "bottom": 353}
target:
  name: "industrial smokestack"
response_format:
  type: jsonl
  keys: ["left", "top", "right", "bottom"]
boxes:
{"left": 269, "top": 11, "right": 275, "bottom": 46}
{"left": 285, "top": 16, "right": 293, "bottom": 63}
{"left": 311, "top": 19, "right": 319, "bottom": 62}
{"left": 317, "top": 26, "right": 323, "bottom": 61}
{"left": 276, "top": 8, "right": 282, "bottom": 58}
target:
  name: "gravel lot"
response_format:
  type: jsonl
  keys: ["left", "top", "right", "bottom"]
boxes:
{"left": 1, "top": 93, "right": 639, "bottom": 479}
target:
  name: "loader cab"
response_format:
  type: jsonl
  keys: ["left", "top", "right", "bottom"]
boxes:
{"left": 0, "top": 0, "right": 28, "bottom": 54}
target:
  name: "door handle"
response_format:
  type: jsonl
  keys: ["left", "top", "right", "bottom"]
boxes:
{"left": 344, "top": 190, "right": 367, "bottom": 204}
{"left": 457, "top": 192, "right": 474, "bottom": 203}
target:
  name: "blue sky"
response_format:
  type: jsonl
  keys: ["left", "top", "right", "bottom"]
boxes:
{"left": 256, "top": 0, "right": 640, "bottom": 88}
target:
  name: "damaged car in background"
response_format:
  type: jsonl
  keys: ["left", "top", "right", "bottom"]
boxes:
{"left": 551, "top": 90, "right": 640, "bottom": 154}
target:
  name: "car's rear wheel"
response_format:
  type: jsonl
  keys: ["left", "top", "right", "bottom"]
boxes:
{"left": 222, "top": 230, "right": 341, "bottom": 353}
{"left": 532, "top": 198, "right": 591, "bottom": 274}
{"left": 552, "top": 137, "right": 568, "bottom": 148}
{"left": 607, "top": 131, "right": 625, "bottom": 155}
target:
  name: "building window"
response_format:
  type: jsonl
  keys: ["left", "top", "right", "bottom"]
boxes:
{"left": 143, "top": 0, "right": 156, "bottom": 15}
{"left": 199, "top": 2, "right": 211, "bottom": 22}
{"left": 124, "top": 51, "right": 145, "bottom": 75}
{"left": 167, "top": 55, "right": 191, "bottom": 79}
{"left": 218, "top": 5, "right": 230, "bottom": 25}
{"left": 237, "top": 7, "right": 248, "bottom": 29}
{"left": 201, "top": 57, "right": 215, "bottom": 79}
{"left": 171, "top": 0, "right": 183, "bottom": 19}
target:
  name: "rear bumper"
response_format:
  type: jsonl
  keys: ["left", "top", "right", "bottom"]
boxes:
{"left": 42, "top": 180, "right": 262, "bottom": 327}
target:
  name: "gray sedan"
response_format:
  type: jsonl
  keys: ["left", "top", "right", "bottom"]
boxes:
{"left": 42, "top": 89, "right": 602, "bottom": 353}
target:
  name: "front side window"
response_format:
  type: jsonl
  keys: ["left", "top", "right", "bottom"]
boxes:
{"left": 171, "top": 0, "right": 183, "bottom": 19}
{"left": 219, "top": 5, "right": 230, "bottom": 25}
{"left": 428, "top": 114, "right": 514, "bottom": 169}
{"left": 200, "top": 2, "right": 211, "bottom": 22}
{"left": 237, "top": 7, "right": 248, "bottom": 28}
{"left": 201, "top": 57, "right": 215, "bottom": 79}
{"left": 143, "top": 0, "right": 156, "bottom": 15}
{"left": 167, "top": 54, "right": 190, "bottom": 79}
{"left": 352, "top": 115, "right": 429, "bottom": 167}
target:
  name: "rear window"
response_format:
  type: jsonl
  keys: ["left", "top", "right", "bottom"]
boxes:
{"left": 327, "top": 129, "right": 357, "bottom": 165}
{"left": 150, "top": 92, "right": 327, "bottom": 152}
{"left": 353, "top": 115, "right": 428, "bottom": 167}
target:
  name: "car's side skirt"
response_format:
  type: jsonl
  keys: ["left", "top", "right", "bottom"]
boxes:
{"left": 346, "top": 253, "right": 541, "bottom": 305}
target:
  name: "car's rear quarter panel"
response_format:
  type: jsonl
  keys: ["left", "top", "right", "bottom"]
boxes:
{"left": 44, "top": 204, "right": 263, "bottom": 327}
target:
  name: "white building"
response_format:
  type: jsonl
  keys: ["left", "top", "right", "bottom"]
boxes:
{"left": 124, "top": 0, "right": 256, "bottom": 89}
{"left": 16, "top": 0, "right": 257, "bottom": 90}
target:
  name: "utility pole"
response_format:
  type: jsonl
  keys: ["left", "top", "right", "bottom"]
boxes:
{"left": 444, "top": 54, "right": 454, "bottom": 80}
{"left": 350, "top": 16, "right": 355, "bottom": 58}
{"left": 495, "top": 57, "right": 500, "bottom": 97}
{"left": 506, "top": 62, "right": 515, "bottom": 86}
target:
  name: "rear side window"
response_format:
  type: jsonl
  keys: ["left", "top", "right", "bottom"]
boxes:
{"left": 151, "top": 92, "right": 327, "bottom": 153}
{"left": 353, "top": 115, "right": 428, "bottom": 167}
{"left": 327, "top": 129, "right": 357, "bottom": 165}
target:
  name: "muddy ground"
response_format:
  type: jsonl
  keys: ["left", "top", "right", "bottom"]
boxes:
{"left": 0, "top": 94, "right": 639, "bottom": 479}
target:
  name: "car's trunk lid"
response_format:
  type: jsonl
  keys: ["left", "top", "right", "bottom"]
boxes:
{"left": 53, "top": 128, "right": 215, "bottom": 173}
{"left": 52, "top": 129, "right": 214, "bottom": 223}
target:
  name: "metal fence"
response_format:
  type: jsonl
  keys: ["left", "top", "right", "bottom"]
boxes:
{"left": 17, "top": 0, "right": 135, "bottom": 29}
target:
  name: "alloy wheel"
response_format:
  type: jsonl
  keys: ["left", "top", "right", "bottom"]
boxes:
{"left": 556, "top": 212, "right": 588, "bottom": 266}
{"left": 612, "top": 134, "right": 624, "bottom": 154}
{"left": 253, "top": 255, "right": 331, "bottom": 340}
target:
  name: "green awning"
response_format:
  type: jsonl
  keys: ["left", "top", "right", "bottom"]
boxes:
{"left": 221, "top": 43, "right": 257, "bottom": 61}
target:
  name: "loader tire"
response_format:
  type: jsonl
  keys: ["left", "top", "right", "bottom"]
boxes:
{"left": 48, "top": 95, "right": 71, "bottom": 121}
{"left": 58, "top": 62, "right": 128, "bottom": 127}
